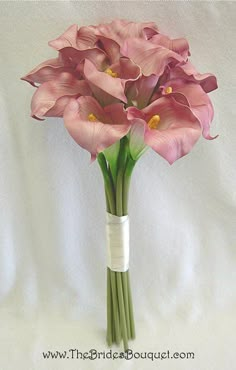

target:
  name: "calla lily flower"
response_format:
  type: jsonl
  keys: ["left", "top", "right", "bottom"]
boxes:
{"left": 121, "top": 38, "right": 184, "bottom": 77}
{"left": 48, "top": 24, "right": 97, "bottom": 51}
{"left": 169, "top": 61, "right": 218, "bottom": 93}
{"left": 127, "top": 97, "right": 202, "bottom": 164}
{"left": 83, "top": 58, "right": 141, "bottom": 103}
{"left": 31, "top": 72, "right": 91, "bottom": 119}
{"left": 160, "top": 79, "right": 216, "bottom": 139}
{"left": 48, "top": 20, "right": 158, "bottom": 72}
{"left": 20, "top": 57, "right": 77, "bottom": 87}
{"left": 21, "top": 19, "right": 217, "bottom": 167}
{"left": 95, "top": 19, "right": 158, "bottom": 45}
{"left": 63, "top": 96, "right": 131, "bottom": 160}
{"left": 125, "top": 74, "right": 159, "bottom": 109}
{"left": 149, "top": 34, "right": 190, "bottom": 59}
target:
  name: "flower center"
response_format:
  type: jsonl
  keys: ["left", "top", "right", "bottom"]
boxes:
{"left": 105, "top": 68, "right": 118, "bottom": 78}
{"left": 88, "top": 113, "right": 97, "bottom": 122}
{"left": 147, "top": 115, "right": 161, "bottom": 130}
{"left": 165, "top": 86, "right": 173, "bottom": 94}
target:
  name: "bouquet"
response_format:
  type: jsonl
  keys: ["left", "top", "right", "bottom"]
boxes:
{"left": 21, "top": 19, "right": 217, "bottom": 350}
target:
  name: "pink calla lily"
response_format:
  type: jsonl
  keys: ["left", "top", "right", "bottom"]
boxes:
{"left": 83, "top": 58, "right": 141, "bottom": 103}
{"left": 31, "top": 72, "right": 91, "bottom": 119}
{"left": 170, "top": 61, "right": 218, "bottom": 93}
{"left": 21, "top": 57, "right": 76, "bottom": 87}
{"left": 150, "top": 34, "right": 190, "bottom": 59}
{"left": 48, "top": 24, "right": 97, "bottom": 51}
{"left": 121, "top": 38, "right": 184, "bottom": 77}
{"left": 160, "top": 79, "right": 216, "bottom": 139}
{"left": 126, "top": 74, "right": 159, "bottom": 109}
{"left": 21, "top": 19, "right": 217, "bottom": 166}
{"left": 57, "top": 46, "right": 108, "bottom": 71}
{"left": 63, "top": 96, "right": 131, "bottom": 160}
{"left": 95, "top": 19, "right": 158, "bottom": 46}
{"left": 127, "top": 97, "right": 202, "bottom": 164}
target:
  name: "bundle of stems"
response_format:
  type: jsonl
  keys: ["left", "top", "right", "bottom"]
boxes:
{"left": 98, "top": 136, "right": 136, "bottom": 351}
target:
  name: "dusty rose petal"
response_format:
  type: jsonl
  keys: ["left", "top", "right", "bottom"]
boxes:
{"left": 31, "top": 72, "right": 91, "bottom": 119}
{"left": 77, "top": 25, "right": 97, "bottom": 49}
{"left": 128, "top": 97, "right": 202, "bottom": 164}
{"left": 170, "top": 61, "right": 218, "bottom": 93}
{"left": 21, "top": 58, "right": 75, "bottom": 86}
{"left": 48, "top": 24, "right": 78, "bottom": 50}
{"left": 59, "top": 47, "right": 108, "bottom": 71}
{"left": 95, "top": 19, "right": 158, "bottom": 46}
{"left": 83, "top": 59, "right": 127, "bottom": 102}
{"left": 110, "top": 57, "right": 141, "bottom": 80}
{"left": 96, "top": 36, "right": 120, "bottom": 64}
{"left": 145, "top": 125, "right": 201, "bottom": 164}
{"left": 83, "top": 58, "right": 140, "bottom": 104}
{"left": 121, "top": 38, "right": 184, "bottom": 77}
{"left": 49, "top": 24, "right": 98, "bottom": 51}
{"left": 126, "top": 74, "right": 159, "bottom": 108}
{"left": 150, "top": 34, "right": 190, "bottom": 59}
{"left": 104, "top": 103, "right": 131, "bottom": 126}
{"left": 63, "top": 97, "right": 130, "bottom": 159}
{"left": 161, "top": 79, "right": 216, "bottom": 139}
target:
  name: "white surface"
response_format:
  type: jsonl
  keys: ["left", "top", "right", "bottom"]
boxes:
{"left": 0, "top": 1, "right": 236, "bottom": 369}
{"left": 106, "top": 213, "right": 130, "bottom": 272}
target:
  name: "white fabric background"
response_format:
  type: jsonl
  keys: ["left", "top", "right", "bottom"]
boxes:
{"left": 0, "top": 1, "right": 235, "bottom": 369}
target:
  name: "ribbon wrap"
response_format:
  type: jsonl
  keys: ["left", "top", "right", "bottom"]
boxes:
{"left": 106, "top": 212, "right": 130, "bottom": 272}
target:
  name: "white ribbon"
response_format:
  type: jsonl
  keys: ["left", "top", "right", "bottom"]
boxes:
{"left": 106, "top": 212, "right": 130, "bottom": 272}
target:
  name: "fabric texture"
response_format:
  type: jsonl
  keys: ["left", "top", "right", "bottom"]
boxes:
{"left": 0, "top": 1, "right": 235, "bottom": 369}
{"left": 106, "top": 213, "right": 130, "bottom": 272}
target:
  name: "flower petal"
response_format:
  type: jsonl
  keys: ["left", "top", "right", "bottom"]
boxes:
{"left": 126, "top": 74, "right": 159, "bottom": 109}
{"left": 170, "top": 61, "right": 218, "bottom": 93}
{"left": 150, "top": 34, "right": 190, "bottom": 58}
{"left": 95, "top": 19, "right": 158, "bottom": 46}
{"left": 31, "top": 72, "right": 91, "bottom": 119}
{"left": 96, "top": 36, "right": 120, "bottom": 64}
{"left": 161, "top": 79, "right": 216, "bottom": 139}
{"left": 129, "top": 97, "right": 202, "bottom": 164}
{"left": 111, "top": 57, "right": 141, "bottom": 80}
{"left": 145, "top": 125, "right": 201, "bottom": 164}
{"left": 121, "top": 38, "right": 184, "bottom": 77}
{"left": 144, "top": 97, "right": 202, "bottom": 163}
{"left": 48, "top": 24, "right": 79, "bottom": 50}
{"left": 58, "top": 47, "right": 108, "bottom": 71}
{"left": 63, "top": 98, "right": 130, "bottom": 159}
{"left": 83, "top": 59, "right": 127, "bottom": 102}
{"left": 21, "top": 58, "right": 74, "bottom": 86}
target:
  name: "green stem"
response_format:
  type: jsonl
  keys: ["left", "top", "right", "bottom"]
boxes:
{"left": 110, "top": 270, "right": 121, "bottom": 344}
{"left": 122, "top": 272, "right": 131, "bottom": 339}
{"left": 127, "top": 271, "right": 135, "bottom": 339}
{"left": 123, "top": 157, "right": 136, "bottom": 216}
{"left": 106, "top": 268, "right": 112, "bottom": 346}
{"left": 116, "top": 137, "right": 128, "bottom": 217}
{"left": 99, "top": 138, "right": 136, "bottom": 350}
{"left": 116, "top": 272, "right": 129, "bottom": 351}
{"left": 98, "top": 153, "right": 116, "bottom": 215}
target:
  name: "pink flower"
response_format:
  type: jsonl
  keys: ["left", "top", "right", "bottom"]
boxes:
{"left": 48, "top": 20, "right": 158, "bottom": 52}
{"left": 30, "top": 72, "right": 91, "bottom": 120}
{"left": 21, "top": 19, "right": 217, "bottom": 164}
{"left": 149, "top": 33, "right": 190, "bottom": 59}
{"left": 83, "top": 58, "right": 141, "bottom": 104}
{"left": 169, "top": 61, "right": 218, "bottom": 93}
{"left": 21, "top": 57, "right": 75, "bottom": 87}
{"left": 63, "top": 96, "right": 131, "bottom": 160}
{"left": 160, "top": 79, "right": 216, "bottom": 140}
{"left": 121, "top": 38, "right": 185, "bottom": 77}
{"left": 127, "top": 97, "right": 203, "bottom": 164}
